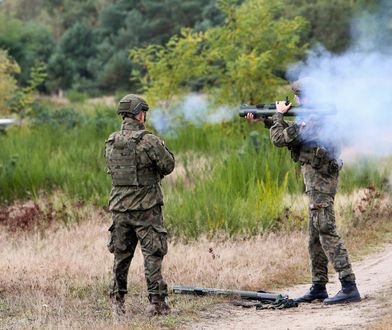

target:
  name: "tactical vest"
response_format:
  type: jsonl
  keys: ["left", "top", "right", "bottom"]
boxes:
{"left": 283, "top": 118, "right": 342, "bottom": 175}
{"left": 105, "top": 130, "right": 160, "bottom": 186}
{"left": 290, "top": 144, "right": 342, "bottom": 175}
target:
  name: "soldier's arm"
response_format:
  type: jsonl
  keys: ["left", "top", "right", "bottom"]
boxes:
{"left": 104, "top": 132, "right": 117, "bottom": 171}
{"left": 269, "top": 113, "right": 301, "bottom": 148}
{"left": 143, "top": 134, "right": 175, "bottom": 176}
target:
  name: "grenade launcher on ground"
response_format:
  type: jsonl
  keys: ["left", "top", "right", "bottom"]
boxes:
{"left": 239, "top": 97, "right": 337, "bottom": 119}
{"left": 172, "top": 285, "right": 288, "bottom": 301}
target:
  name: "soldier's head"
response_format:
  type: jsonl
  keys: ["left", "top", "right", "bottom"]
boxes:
{"left": 117, "top": 94, "right": 149, "bottom": 122}
{"left": 291, "top": 77, "right": 324, "bottom": 106}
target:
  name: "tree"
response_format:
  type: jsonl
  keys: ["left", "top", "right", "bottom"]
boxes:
{"left": 0, "top": 13, "right": 53, "bottom": 86}
{"left": 282, "top": 0, "right": 353, "bottom": 52}
{"left": 10, "top": 61, "right": 47, "bottom": 118}
{"left": 0, "top": 50, "right": 20, "bottom": 115}
{"left": 89, "top": 0, "right": 228, "bottom": 94}
{"left": 131, "top": 0, "right": 308, "bottom": 107}
{"left": 47, "top": 22, "right": 97, "bottom": 93}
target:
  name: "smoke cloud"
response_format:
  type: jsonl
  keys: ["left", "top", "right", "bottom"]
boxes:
{"left": 149, "top": 94, "right": 236, "bottom": 135}
{"left": 287, "top": 3, "right": 392, "bottom": 161}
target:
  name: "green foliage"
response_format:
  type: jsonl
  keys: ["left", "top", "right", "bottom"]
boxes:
{"left": 131, "top": 0, "right": 308, "bottom": 106}
{"left": 47, "top": 22, "right": 97, "bottom": 93}
{"left": 0, "top": 105, "right": 117, "bottom": 204}
{"left": 164, "top": 149, "right": 291, "bottom": 237}
{"left": 339, "top": 158, "right": 390, "bottom": 193}
{"left": 0, "top": 0, "right": 384, "bottom": 94}
{"left": 282, "top": 0, "right": 390, "bottom": 52}
{"left": 130, "top": 29, "right": 212, "bottom": 107}
{"left": 0, "top": 102, "right": 390, "bottom": 237}
{"left": 0, "top": 50, "right": 20, "bottom": 115}
{"left": 0, "top": 13, "right": 53, "bottom": 85}
{"left": 88, "top": 0, "right": 227, "bottom": 94}
{"left": 66, "top": 90, "right": 89, "bottom": 103}
{"left": 9, "top": 61, "right": 47, "bottom": 118}
{"left": 28, "top": 105, "right": 82, "bottom": 129}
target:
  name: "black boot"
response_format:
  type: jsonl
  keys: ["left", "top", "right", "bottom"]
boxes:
{"left": 110, "top": 293, "right": 126, "bottom": 320}
{"left": 324, "top": 280, "right": 361, "bottom": 305}
{"left": 294, "top": 283, "right": 328, "bottom": 303}
{"left": 146, "top": 295, "right": 171, "bottom": 318}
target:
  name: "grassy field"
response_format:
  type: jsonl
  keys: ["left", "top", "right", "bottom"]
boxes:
{"left": 0, "top": 189, "right": 391, "bottom": 329}
{"left": 0, "top": 102, "right": 390, "bottom": 238}
{"left": 1, "top": 101, "right": 391, "bottom": 328}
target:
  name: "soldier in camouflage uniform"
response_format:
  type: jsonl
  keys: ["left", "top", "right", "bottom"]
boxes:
{"left": 246, "top": 80, "right": 361, "bottom": 305}
{"left": 104, "top": 94, "right": 175, "bottom": 318}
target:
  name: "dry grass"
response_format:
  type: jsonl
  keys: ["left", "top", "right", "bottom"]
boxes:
{"left": 365, "top": 286, "right": 392, "bottom": 330}
{"left": 0, "top": 189, "right": 391, "bottom": 329}
{"left": 0, "top": 214, "right": 308, "bottom": 329}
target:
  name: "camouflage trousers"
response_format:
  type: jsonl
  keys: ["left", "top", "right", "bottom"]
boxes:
{"left": 108, "top": 205, "right": 168, "bottom": 299}
{"left": 307, "top": 191, "right": 356, "bottom": 284}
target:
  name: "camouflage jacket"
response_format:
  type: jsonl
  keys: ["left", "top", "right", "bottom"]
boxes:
{"left": 270, "top": 112, "right": 341, "bottom": 195}
{"left": 105, "top": 118, "right": 175, "bottom": 211}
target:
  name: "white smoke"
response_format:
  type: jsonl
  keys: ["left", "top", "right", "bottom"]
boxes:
{"left": 149, "top": 93, "right": 237, "bottom": 135}
{"left": 287, "top": 3, "right": 392, "bottom": 161}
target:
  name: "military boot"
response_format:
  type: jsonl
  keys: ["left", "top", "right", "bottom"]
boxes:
{"left": 294, "top": 283, "right": 328, "bottom": 303}
{"left": 324, "top": 280, "right": 361, "bottom": 305}
{"left": 111, "top": 294, "right": 126, "bottom": 319}
{"left": 146, "top": 295, "right": 171, "bottom": 318}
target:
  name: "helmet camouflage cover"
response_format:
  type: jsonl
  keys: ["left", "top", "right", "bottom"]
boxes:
{"left": 117, "top": 94, "right": 149, "bottom": 116}
{"left": 291, "top": 77, "right": 320, "bottom": 97}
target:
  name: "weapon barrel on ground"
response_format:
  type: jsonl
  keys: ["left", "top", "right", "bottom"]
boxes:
{"left": 172, "top": 285, "right": 288, "bottom": 301}
{"left": 239, "top": 105, "right": 337, "bottom": 118}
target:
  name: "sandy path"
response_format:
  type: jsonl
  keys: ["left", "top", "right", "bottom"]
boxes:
{"left": 185, "top": 244, "right": 392, "bottom": 330}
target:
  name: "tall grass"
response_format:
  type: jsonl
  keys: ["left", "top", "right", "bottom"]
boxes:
{"left": 164, "top": 143, "right": 292, "bottom": 237}
{"left": 339, "top": 157, "right": 391, "bottom": 193}
{"left": 0, "top": 104, "right": 390, "bottom": 237}
{"left": 0, "top": 125, "right": 111, "bottom": 205}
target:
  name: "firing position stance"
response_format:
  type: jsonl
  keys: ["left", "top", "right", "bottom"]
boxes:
{"left": 247, "top": 79, "right": 361, "bottom": 305}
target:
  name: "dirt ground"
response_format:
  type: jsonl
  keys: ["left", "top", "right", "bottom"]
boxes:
{"left": 185, "top": 244, "right": 392, "bottom": 330}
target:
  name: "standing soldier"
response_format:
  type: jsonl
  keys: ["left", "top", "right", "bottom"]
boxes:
{"left": 104, "top": 94, "right": 175, "bottom": 318}
{"left": 246, "top": 79, "right": 361, "bottom": 305}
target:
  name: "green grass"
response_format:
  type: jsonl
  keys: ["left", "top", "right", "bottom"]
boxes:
{"left": 0, "top": 125, "right": 111, "bottom": 205}
{"left": 0, "top": 103, "right": 390, "bottom": 237}
{"left": 339, "top": 157, "right": 391, "bottom": 193}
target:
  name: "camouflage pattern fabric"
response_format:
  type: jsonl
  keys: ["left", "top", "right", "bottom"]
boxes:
{"left": 308, "top": 191, "right": 355, "bottom": 283}
{"left": 108, "top": 205, "right": 168, "bottom": 298}
{"left": 105, "top": 118, "right": 175, "bottom": 211}
{"left": 105, "top": 117, "right": 174, "bottom": 300}
{"left": 270, "top": 112, "right": 355, "bottom": 284}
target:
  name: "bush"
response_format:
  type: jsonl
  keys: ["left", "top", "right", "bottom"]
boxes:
{"left": 66, "top": 90, "right": 88, "bottom": 103}
{"left": 28, "top": 104, "right": 82, "bottom": 129}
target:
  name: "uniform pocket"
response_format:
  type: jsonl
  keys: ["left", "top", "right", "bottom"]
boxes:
{"left": 140, "top": 225, "right": 168, "bottom": 257}
{"left": 107, "top": 223, "right": 115, "bottom": 253}
{"left": 319, "top": 206, "right": 337, "bottom": 235}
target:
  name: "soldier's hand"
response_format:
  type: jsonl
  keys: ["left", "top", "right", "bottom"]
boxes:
{"left": 276, "top": 101, "right": 292, "bottom": 114}
{"left": 245, "top": 113, "right": 265, "bottom": 122}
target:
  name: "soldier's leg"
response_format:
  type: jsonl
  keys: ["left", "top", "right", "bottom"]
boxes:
{"left": 132, "top": 205, "right": 170, "bottom": 316}
{"left": 108, "top": 211, "right": 138, "bottom": 299}
{"left": 294, "top": 195, "right": 329, "bottom": 303}
{"left": 308, "top": 200, "right": 329, "bottom": 284}
{"left": 314, "top": 194, "right": 355, "bottom": 282}
{"left": 132, "top": 205, "right": 168, "bottom": 297}
{"left": 315, "top": 193, "right": 361, "bottom": 304}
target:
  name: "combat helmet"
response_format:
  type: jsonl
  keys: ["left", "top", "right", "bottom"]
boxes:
{"left": 117, "top": 94, "right": 149, "bottom": 116}
{"left": 291, "top": 77, "right": 320, "bottom": 97}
